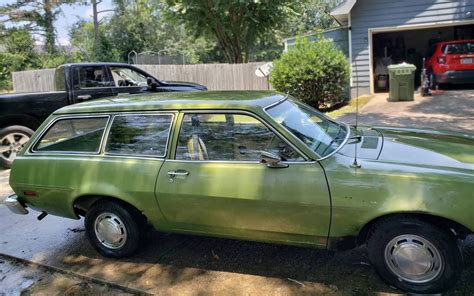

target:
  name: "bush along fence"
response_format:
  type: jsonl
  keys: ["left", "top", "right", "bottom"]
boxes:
{"left": 12, "top": 62, "right": 273, "bottom": 93}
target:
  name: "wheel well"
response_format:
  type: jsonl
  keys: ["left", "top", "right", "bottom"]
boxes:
{"left": 73, "top": 195, "right": 146, "bottom": 222}
{"left": 357, "top": 213, "right": 471, "bottom": 246}
{"left": 0, "top": 114, "right": 40, "bottom": 130}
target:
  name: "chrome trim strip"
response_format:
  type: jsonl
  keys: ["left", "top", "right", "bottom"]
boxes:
{"left": 100, "top": 113, "right": 114, "bottom": 154}
{"left": 263, "top": 98, "right": 351, "bottom": 161}
{"left": 166, "top": 159, "right": 317, "bottom": 165}
{"left": 264, "top": 95, "right": 288, "bottom": 110}
{"left": 29, "top": 114, "right": 111, "bottom": 156}
{"left": 318, "top": 124, "right": 350, "bottom": 161}
{"left": 174, "top": 109, "right": 309, "bottom": 162}
{"left": 103, "top": 112, "right": 175, "bottom": 159}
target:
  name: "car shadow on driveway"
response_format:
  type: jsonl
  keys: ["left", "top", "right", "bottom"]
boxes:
{"left": 61, "top": 229, "right": 389, "bottom": 294}
{"left": 48, "top": 227, "right": 473, "bottom": 295}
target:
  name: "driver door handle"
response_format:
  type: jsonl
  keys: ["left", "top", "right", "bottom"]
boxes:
{"left": 168, "top": 170, "right": 190, "bottom": 177}
{"left": 76, "top": 95, "right": 91, "bottom": 101}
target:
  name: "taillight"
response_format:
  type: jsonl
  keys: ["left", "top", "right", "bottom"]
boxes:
{"left": 437, "top": 56, "right": 446, "bottom": 64}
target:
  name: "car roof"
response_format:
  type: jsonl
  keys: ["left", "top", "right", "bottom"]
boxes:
{"left": 54, "top": 91, "right": 287, "bottom": 114}
{"left": 437, "top": 39, "right": 474, "bottom": 45}
{"left": 60, "top": 62, "right": 139, "bottom": 68}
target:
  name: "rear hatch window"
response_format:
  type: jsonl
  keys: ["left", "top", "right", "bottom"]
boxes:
{"left": 442, "top": 42, "right": 474, "bottom": 55}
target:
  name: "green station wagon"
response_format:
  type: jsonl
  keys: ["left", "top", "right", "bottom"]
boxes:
{"left": 6, "top": 91, "right": 474, "bottom": 293}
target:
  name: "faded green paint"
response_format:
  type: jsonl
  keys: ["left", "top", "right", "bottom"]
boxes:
{"left": 155, "top": 160, "right": 330, "bottom": 246}
{"left": 9, "top": 91, "right": 474, "bottom": 249}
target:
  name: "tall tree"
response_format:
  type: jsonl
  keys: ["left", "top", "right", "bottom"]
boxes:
{"left": 108, "top": 0, "right": 218, "bottom": 63}
{"left": 285, "top": 0, "right": 342, "bottom": 36}
{"left": 69, "top": 20, "right": 119, "bottom": 61}
{"left": 108, "top": 0, "right": 163, "bottom": 59}
{"left": 0, "top": 0, "right": 82, "bottom": 54}
{"left": 89, "top": 0, "right": 114, "bottom": 55}
{"left": 0, "top": 28, "right": 39, "bottom": 89}
{"left": 165, "top": 0, "right": 297, "bottom": 63}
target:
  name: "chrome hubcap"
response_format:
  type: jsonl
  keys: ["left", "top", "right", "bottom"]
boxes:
{"left": 94, "top": 212, "right": 127, "bottom": 249}
{"left": 384, "top": 234, "right": 443, "bottom": 283}
{"left": 0, "top": 132, "right": 30, "bottom": 162}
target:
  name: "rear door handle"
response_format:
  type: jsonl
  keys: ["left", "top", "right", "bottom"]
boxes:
{"left": 167, "top": 170, "right": 190, "bottom": 177}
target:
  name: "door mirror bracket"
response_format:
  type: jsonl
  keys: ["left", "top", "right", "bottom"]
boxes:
{"left": 260, "top": 151, "right": 289, "bottom": 168}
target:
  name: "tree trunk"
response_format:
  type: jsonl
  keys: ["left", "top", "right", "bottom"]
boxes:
{"left": 92, "top": 0, "right": 100, "bottom": 53}
{"left": 43, "top": 0, "right": 56, "bottom": 54}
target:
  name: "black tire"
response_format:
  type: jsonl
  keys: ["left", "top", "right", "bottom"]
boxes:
{"left": 85, "top": 201, "right": 143, "bottom": 258}
{"left": 0, "top": 125, "right": 34, "bottom": 169}
{"left": 367, "top": 217, "right": 463, "bottom": 294}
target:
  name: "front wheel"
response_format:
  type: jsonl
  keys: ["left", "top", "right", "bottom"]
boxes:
{"left": 367, "top": 217, "right": 463, "bottom": 294}
{"left": 85, "top": 201, "right": 143, "bottom": 258}
{"left": 0, "top": 125, "right": 33, "bottom": 169}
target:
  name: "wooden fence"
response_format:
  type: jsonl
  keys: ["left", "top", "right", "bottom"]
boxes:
{"left": 12, "top": 68, "right": 57, "bottom": 93}
{"left": 12, "top": 62, "right": 272, "bottom": 93}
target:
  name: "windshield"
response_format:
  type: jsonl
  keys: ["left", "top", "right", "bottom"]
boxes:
{"left": 266, "top": 98, "right": 348, "bottom": 158}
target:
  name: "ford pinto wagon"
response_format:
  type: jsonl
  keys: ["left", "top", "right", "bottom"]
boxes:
{"left": 6, "top": 91, "right": 474, "bottom": 293}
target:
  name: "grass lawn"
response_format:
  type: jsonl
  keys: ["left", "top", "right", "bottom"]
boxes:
{"left": 326, "top": 95, "right": 372, "bottom": 119}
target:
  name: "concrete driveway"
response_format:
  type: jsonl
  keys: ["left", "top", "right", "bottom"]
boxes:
{"left": 338, "top": 90, "right": 474, "bottom": 133}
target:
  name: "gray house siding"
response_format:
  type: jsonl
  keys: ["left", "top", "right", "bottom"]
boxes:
{"left": 350, "top": 0, "right": 474, "bottom": 96}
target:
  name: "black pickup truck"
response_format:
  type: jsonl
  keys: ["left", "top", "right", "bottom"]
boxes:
{"left": 0, "top": 62, "right": 206, "bottom": 168}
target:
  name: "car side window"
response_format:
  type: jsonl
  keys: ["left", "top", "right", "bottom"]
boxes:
{"left": 34, "top": 117, "right": 108, "bottom": 153}
{"left": 109, "top": 67, "right": 148, "bottom": 87}
{"left": 105, "top": 114, "right": 173, "bottom": 157}
{"left": 175, "top": 113, "right": 304, "bottom": 162}
{"left": 76, "top": 66, "right": 113, "bottom": 88}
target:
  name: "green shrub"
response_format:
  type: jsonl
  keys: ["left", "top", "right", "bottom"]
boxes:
{"left": 270, "top": 37, "right": 350, "bottom": 109}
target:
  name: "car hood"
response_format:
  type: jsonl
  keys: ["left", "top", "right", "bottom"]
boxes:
{"left": 337, "top": 126, "right": 474, "bottom": 170}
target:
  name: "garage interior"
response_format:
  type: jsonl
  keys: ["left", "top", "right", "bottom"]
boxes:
{"left": 372, "top": 23, "right": 474, "bottom": 93}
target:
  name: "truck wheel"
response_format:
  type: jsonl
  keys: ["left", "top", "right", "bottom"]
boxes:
{"left": 0, "top": 126, "right": 33, "bottom": 169}
{"left": 85, "top": 201, "right": 142, "bottom": 258}
{"left": 367, "top": 217, "right": 463, "bottom": 294}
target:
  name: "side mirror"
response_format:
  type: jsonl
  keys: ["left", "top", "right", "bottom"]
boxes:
{"left": 260, "top": 151, "right": 288, "bottom": 168}
{"left": 147, "top": 77, "right": 159, "bottom": 89}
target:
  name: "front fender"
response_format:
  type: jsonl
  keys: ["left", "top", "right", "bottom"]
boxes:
{"left": 321, "top": 154, "right": 474, "bottom": 237}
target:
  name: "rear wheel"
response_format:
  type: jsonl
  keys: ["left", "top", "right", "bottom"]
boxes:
{"left": 0, "top": 126, "right": 33, "bottom": 169}
{"left": 367, "top": 217, "right": 463, "bottom": 293}
{"left": 85, "top": 201, "right": 143, "bottom": 258}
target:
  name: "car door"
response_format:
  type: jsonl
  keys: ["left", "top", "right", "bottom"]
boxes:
{"left": 155, "top": 111, "right": 331, "bottom": 244}
{"left": 71, "top": 65, "right": 115, "bottom": 102}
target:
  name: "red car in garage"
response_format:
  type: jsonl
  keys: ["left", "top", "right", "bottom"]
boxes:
{"left": 425, "top": 39, "right": 474, "bottom": 89}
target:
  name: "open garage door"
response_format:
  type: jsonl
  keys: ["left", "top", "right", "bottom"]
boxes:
{"left": 371, "top": 22, "right": 474, "bottom": 93}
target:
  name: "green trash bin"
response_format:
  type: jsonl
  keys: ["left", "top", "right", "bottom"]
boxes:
{"left": 387, "top": 63, "right": 417, "bottom": 101}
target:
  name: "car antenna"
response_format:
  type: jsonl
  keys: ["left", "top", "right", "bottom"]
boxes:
{"left": 350, "top": 56, "right": 362, "bottom": 169}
